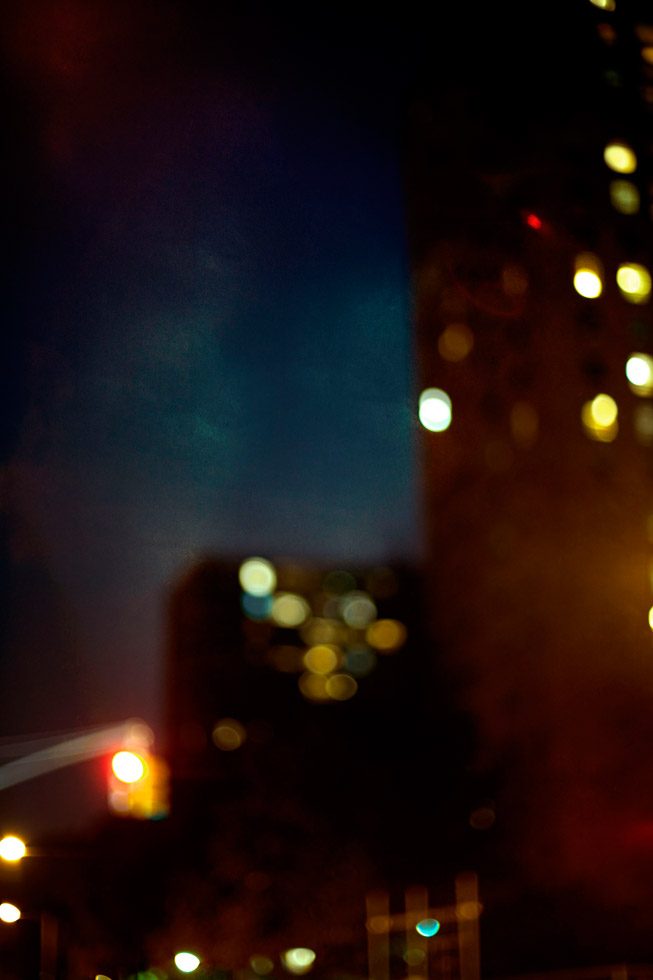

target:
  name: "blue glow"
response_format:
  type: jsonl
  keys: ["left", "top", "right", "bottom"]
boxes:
{"left": 416, "top": 918, "right": 440, "bottom": 937}
{"left": 241, "top": 592, "right": 273, "bottom": 620}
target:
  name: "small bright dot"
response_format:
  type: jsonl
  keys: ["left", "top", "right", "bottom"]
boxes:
{"left": 0, "top": 903, "right": 21, "bottom": 924}
{"left": 604, "top": 141, "right": 637, "bottom": 174}
{"left": 617, "top": 263, "right": 651, "bottom": 303}
{"left": 525, "top": 212, "right": 542, "bottom": 230}
{"left": 212, "top": 718, "right": 246, "bottom": 751}
{"left": 239, "top": 558, "right": 277, "bottom": 597}
{"left": 609, "top": 179, "right": 640, "bottom": 214}
{"left": 111, "top": 751, "right": 147, "bottom": 784}
{"left": 626, "top": 353, "right": 653, "bottom": 393}
{"left": 271, "top": 593, "right": 310, "bottom": 628}
{"left": 416, "top": 918, "right": 441, "bottom": 937}
{"left": 282, "top": 948, "right": 316, "bottom": 974}
{"left": 0, "top": 837, "right": 26, "bottom": 862}
{"left": 419, "top": 388, "right": 452, "bottom": 432}
{"left": 174, "top": 951, "right": 201, "bottom": 973}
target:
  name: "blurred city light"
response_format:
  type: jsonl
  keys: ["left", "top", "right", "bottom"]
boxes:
{"left": 438, "top": 323, "right": 474, "bottom": 362}
{"left": 589, "top": 0, "right": 616, "bottom": 9}
{"left": 581, "top": 393, "right": 618, "bottom": 441}
{"left": 343, "top": 646, "right": 377, "bottom": 676}
{"left": 340, "top": 592, "right": 377, "bottom": 628}
{"left": 298, "top": 672, "right": 330, "bottom": 702}
{"left": 212, "top": 718, "right": 246, "bottom": 751}
{"left": 419, "top": 388, "right": 452, "bottom": 431}
{"left": 239, "top": 557, "right": 277, "bottom": 596}
{"left": 573, "top": 254, "right": 603, "bottom": 298}
{"left": 626, "top": 353, "right": 653, "bottom": 394}
{"left": 366, "top": 618, "right": 406, "bottom": 652}
{"left": 0, "top": 835, "right": 26, "bottom": 862}
{"left": 174, "top": 951, "right": 201, "bottom": 973}
{"left": 648, "top": 606, "right": 653, "bottom": 631}
{"left": 524, "top": 212, "right": 543, "bottom": 230}
{"left": 0, "top": 902, "right": 21, "bottom": 923}
{"left": 271, "top": 593, "right": 311, "bottom": 628}
{"left": 325, "top": 673, "right": 358, "bottom": 700}
{"left": 617, "top": 263, "right": 651, "bottom": 303}
{"left": 634, "top": 404, "right": 653, "bottom": 444}
{"left": 111, "top": 750, "right": 147, "bottom": 784}
{"left": 604, "top": 141, "right": 637, "bottom": 173}
{"left": 282, "top": 948, "right": 316, "bottom": 974}
{"left": 303, "top": 644, "right": 340, "bottom": 675}
{"left": 416, "top": 918, "right": 441, "bottom": 937}
{"left": 250, "top": 956, "right": 275, "bottom": 975}
{"left": 609, "top": 179, "right": 640, "bottom": 214}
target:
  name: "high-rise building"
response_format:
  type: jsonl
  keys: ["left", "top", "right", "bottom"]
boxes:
{"left": 405, "top": 0, "right": 653, "bottom": 969}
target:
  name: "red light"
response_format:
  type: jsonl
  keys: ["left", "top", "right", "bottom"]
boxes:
{"left": 525, "top": 212, "right": 543, "bottom": 230}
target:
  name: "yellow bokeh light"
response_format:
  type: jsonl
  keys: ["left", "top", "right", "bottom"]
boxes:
{"left": 325, "top": 673, "right": 358, "bottom": 701}
{"left": 0, "top": 903, "right": 21, "bottom": 923}
{"left": 0, "top": 836, "right": 26, "bottom": 862}
{"left": 438, "top": 323, "right": 474, "bottom": 362}
{"left": 212, "top": 718, "right": 246, "bottom": 751}
{"left": 298, "top": 672, "right": 330, "bottom": 702}
{"left": 303, "top": 644, "right": 340, "bottom": 674}
{"left": 642, "top": 46, "right": 653, "bottom": 65}
{"left": 300, "top": 617, "right": 345, "bottom": 646}
{"left": 604, "top": 141, "right": 637, "bottom": 173}
{"left": 418, "top": 388, "right": 452, "bottom": 432}
{"left": 648, "top": 606, "right": 653, "bottom": 631}
{"left": 574, "top": 270, "right": 602, "bottom": 298}
{"left": 366, "top": 619, "right": 406, "bottom": 652}
{"left": 272, "top": 593, "right": 310, "bottom": 628}
{"left": 250, "top": 956, "right": 275, "bottom": 975}
{"left": 610, "top": 179, "right": 640, "bottom": 214}
{"left": 111, "top": 750, "right": 147, "bottom": 784}
{"left": 589, "top": 0, "right": 616, "bottom": 9}
{"left": 616, "top": 263, "right": 651, "bottom": 303}
{"left": 581, "top": 394, "right": 618, "bottom": 442}
{"left": 626, "top": 353, "right": 653, "bottom": 394}
{"left": 282, "top": 949, "right": 316, "bottom": 974}
{"left": 239, "top": 558, "right": 277, "bottom": 597}
{"left": 634, "top": 404, "right": 653, "bottom": 445}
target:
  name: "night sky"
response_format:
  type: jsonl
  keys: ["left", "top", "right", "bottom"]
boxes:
{"left": 2, "top": 3, "right": 422, "bottom": 751}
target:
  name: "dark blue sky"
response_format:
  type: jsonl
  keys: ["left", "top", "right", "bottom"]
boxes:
{"left": 2, "top": 3, "right": 421, "bottom": 753}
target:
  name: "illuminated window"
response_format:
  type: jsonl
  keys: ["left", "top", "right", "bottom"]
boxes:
{"left": 419, "top": 388, "right": 452, "bottom": 431}
{"left": 617, "top": 264, "right": 651, "bottom": 303}
{"left": 573, "top": 253, "right": 603, "bottom": 298}
{"left": 581, "top": 393, "right": 618, "bottom": 442}
{"left": 609, "top": 179, "right": 640, "bottom": 214}
{"left": 604, "top": 141, "right": 637, "bottom": 173}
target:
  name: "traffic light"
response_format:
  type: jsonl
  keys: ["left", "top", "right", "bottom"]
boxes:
{"left": 107, "top": 750, "right": 169, "bottom": 819}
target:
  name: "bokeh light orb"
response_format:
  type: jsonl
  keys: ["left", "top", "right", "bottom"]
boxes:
{"left": 111, "top": 750, "right": 147, "bottom": 784}
{"left": 438, "top": 323, "right": 474, "bottom": 362}
{"left": 416, "top": 918, "right": 441, "bottom": 937}
{"left": 272, "top": 593, "right": 311, "bottom": 628}
{"left": 609, "top": 179, "right": 640, "bottom": 214}
{"left": 0, "top": 903, "right": 21, "bottom": 923}
{"left": 174, "top": 951, "right": 201, "bottom": 973}
{"left": 212, "top": 718, "right": 246, "bottom": 751}
{"left": 604, "top": 141, "right": 637, "bottom": 173}
{"left": 239, "top": 558, "right": 277, "bottom": 597}
{"left": 250, "top": 956, "right": 275, "bottom": 975}
{"left": 419, "top": 388, "right": 452, "bottom": 432}
{"left": 626, "top": 353, "right": 653, "bottom": 394}
{"left": 366, "top": 619, "right": 406, "bottom": 652}
{"left": 303, "top": 644, "right": 340, "bottom": 675}
{"left": 325, "top": 673, "right": 358, "bottom": 700}
{"left": 573, "top": 269, "right": 602, "bottom": 299}
{"left": 340, "top": 592, "right": 377, "bottom": 628}
{"left": 616, "top": 263, "right": 651, "bottom": 303}
{"left": 282, "top": 948, "right": 316, "bottom": 974}
{"left": 0, "top": 836, "right": 26, "bottom": 862}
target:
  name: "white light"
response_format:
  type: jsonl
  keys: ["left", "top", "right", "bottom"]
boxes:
{"left": 0, "top": 837, "right": 26, "bottom": 862}
{"left": 282, "top": 948, "right": 316, "bottom": 974}
{"left": 174, "top": 951, "right": 201, "bottom": 973}
{"left": 111, "top": 751, "right": 146, "bottom": 784}
{"left": 419, "top": 388, "right": 452, "bottom": 432}
{"left": 239, "top": 558, "right": 277, "bottom": 596}
{"left": 626, "top": 353, "right": 653, "bottom": 391}
{"left": 573, "top": 270, "right": 602, "bottom": 299}
{"left": 0, "top": 903, "right": 21, "bottom": 923}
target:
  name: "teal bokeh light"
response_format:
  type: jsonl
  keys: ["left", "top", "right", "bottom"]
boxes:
{"left": 416, "top": 918, "right": 440, "bottom": 937}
